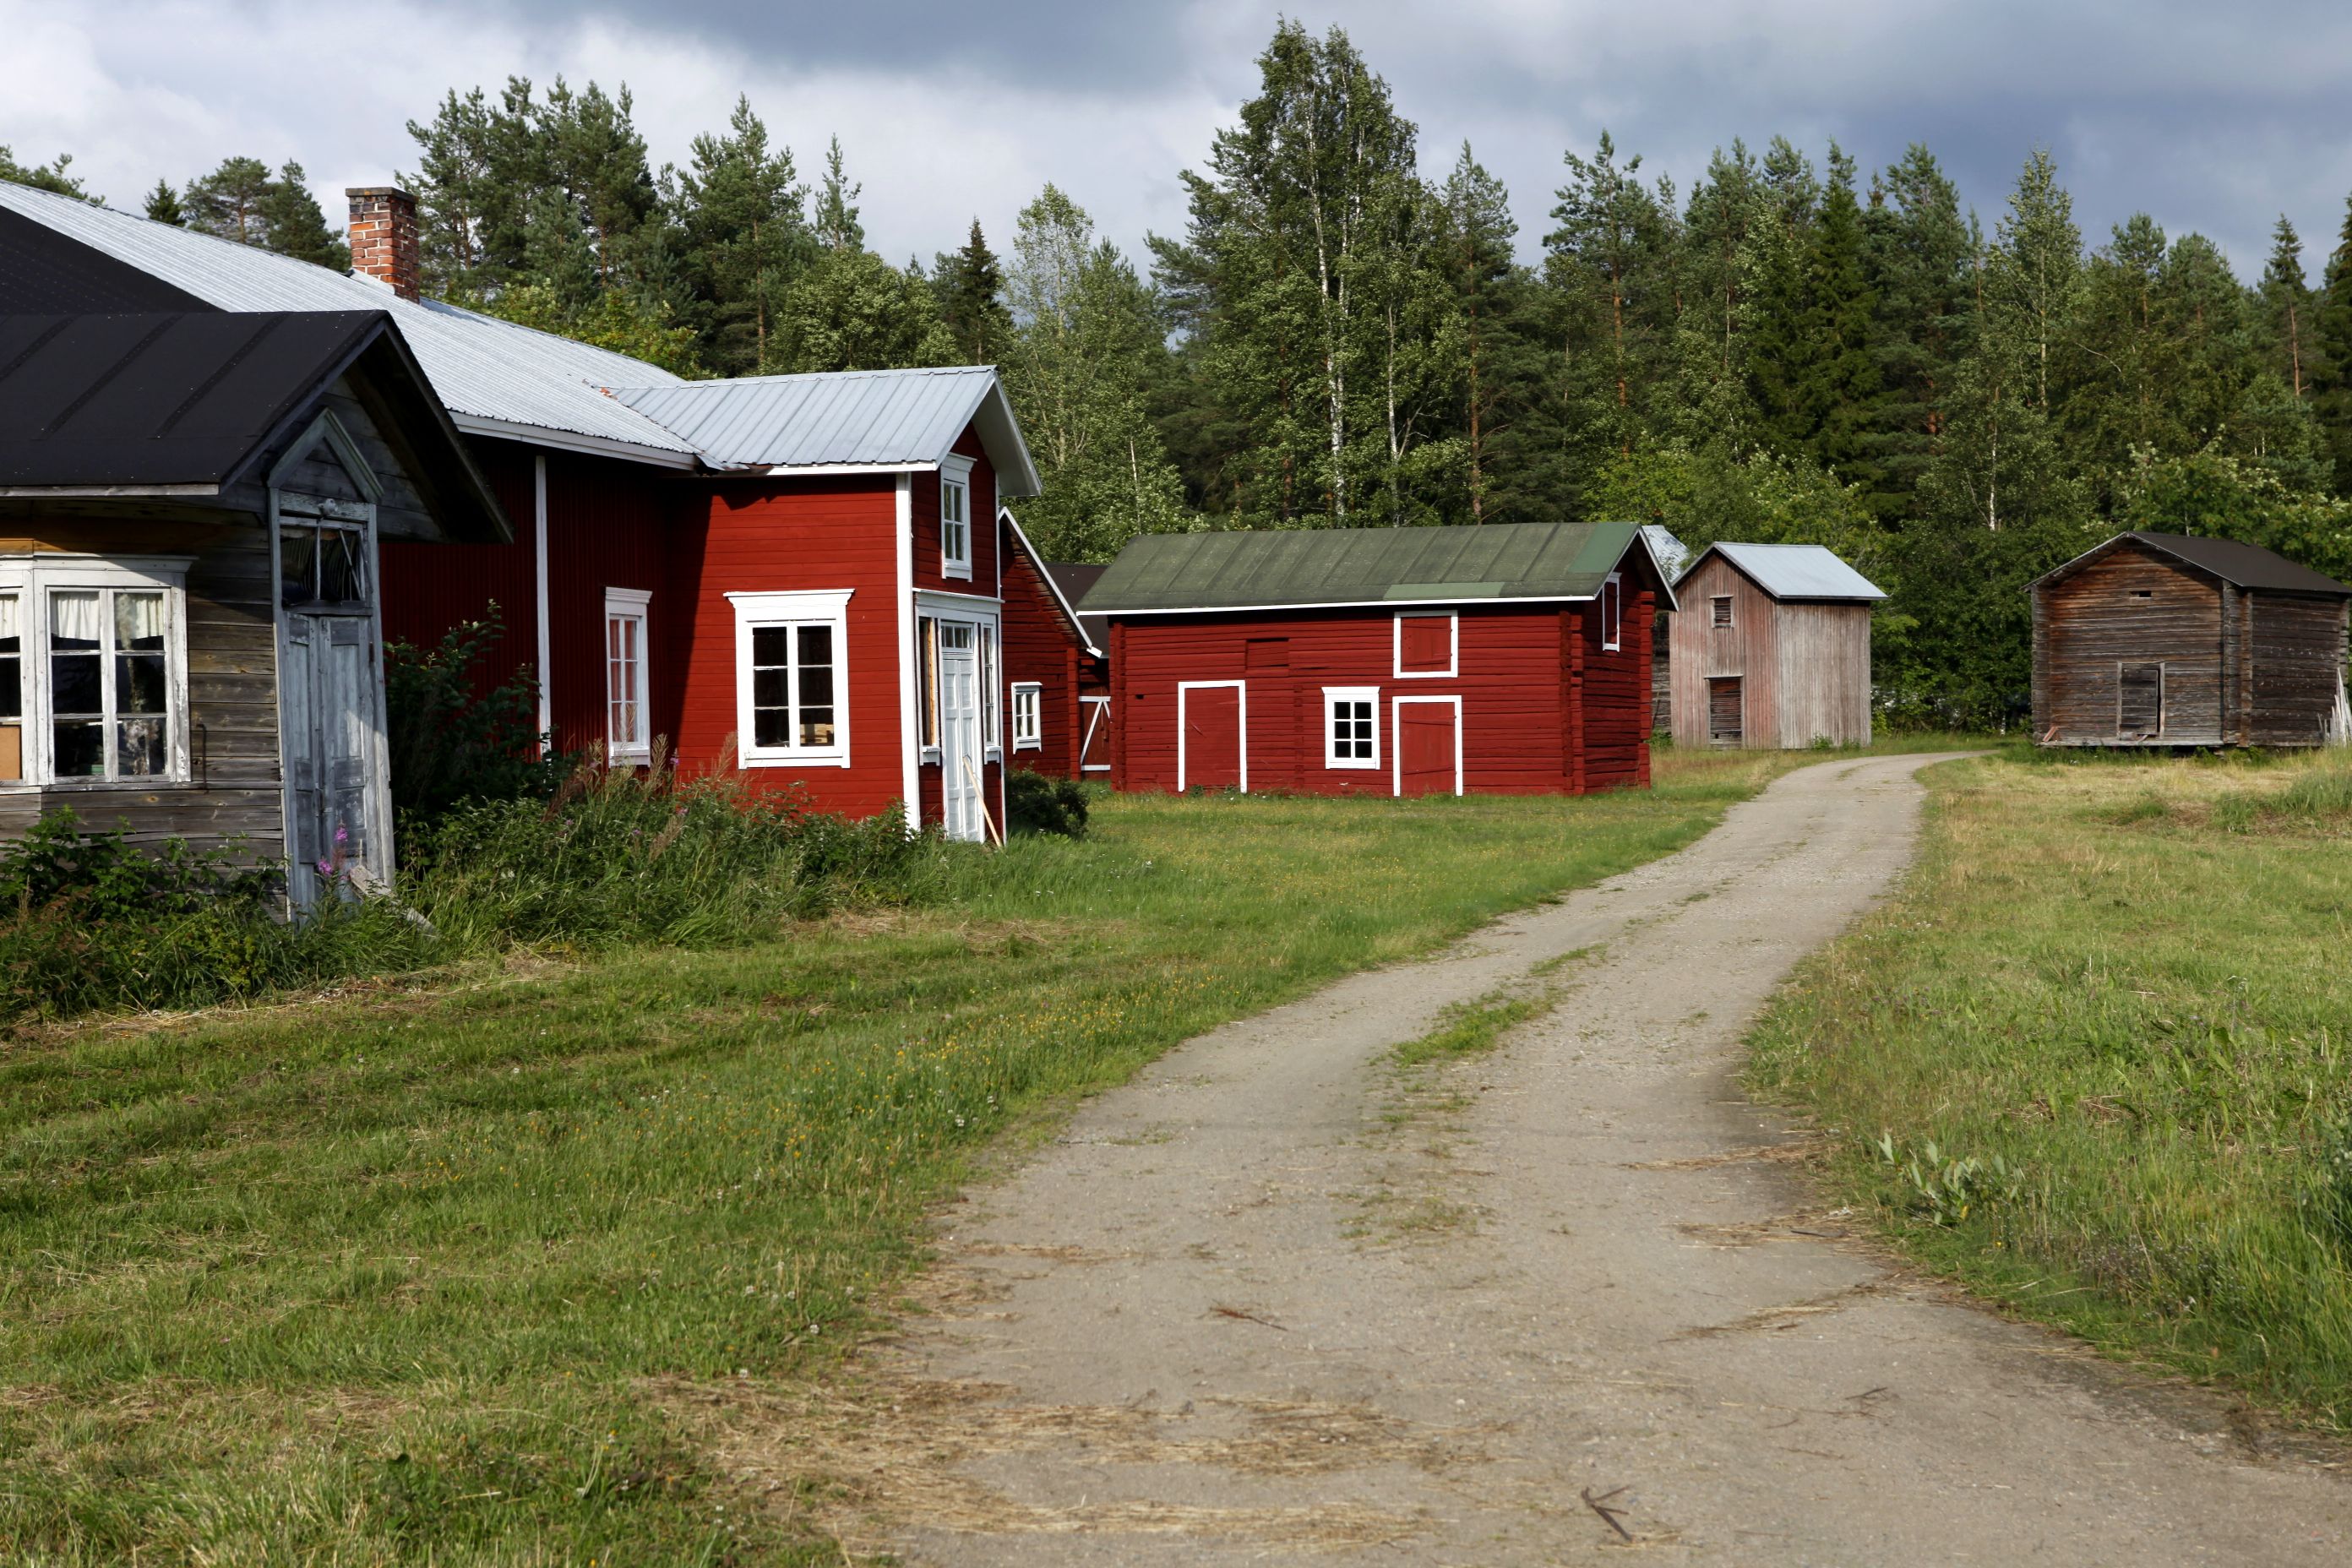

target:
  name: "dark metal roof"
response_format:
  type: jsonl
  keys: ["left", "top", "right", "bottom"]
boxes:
{"left": 0, "top": 312, "right": 391, "bottom": 487}
{"left": 0, "top": 208, "right": 211, "bottom": 313}
{"left": 0, "top": 311, "right": 506, "bottom": 540}
{"left": 1077, "top": 520, "right": 1658, "bottom": 614}
{"left": 1044, "top": 562, "right": 1109, "bottom": 651}
{"left": 2036, "top": 531, "right": 2352, "bottom": 597}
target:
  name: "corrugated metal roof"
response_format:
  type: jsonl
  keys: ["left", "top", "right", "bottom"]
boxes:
{"left": 1642, "top": 525, "right": 1689, "bottom": 580}
{"left": 0, "top": 182, "right": 694, "bottom": 459}
{"left": 2037, "top": 531, "right": 2352, "bottom": 597}
{"left": 607, "top": 366, "right": 1041, "bottom": 493}
{"left": 1690, "top": 542, "right": 1885, "bottom": 601}
{"left": 1079, "top": 521, "right": 1647, "bottom": 613}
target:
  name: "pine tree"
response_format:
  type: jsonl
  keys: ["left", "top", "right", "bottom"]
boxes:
{"left": 1440, "top": 144, "right": 1521, "bottom": 521}
{"left": 1546, "top": 130, "right": 1674, "bottom": 450}
{"left": 182, "top": 157, "right": 276, "bottom": 247}
{"left": 934, "top": 220, "right": 1015, "bottom": 364}
{"left": 2311, "top": 193, "right": 2352, "bottom": 493}
{"left": 675, "top": 95, "right": 808, "bottom": 374}
{"left": 774, "top": 248, "right": 957, "bottom": 373}
{"left": 143, "top": 179, "right": 184, "bottom": 226}
{"left": 0, "top": 147, "right": 89, "bottom": 200}
{"left": 256, "top": 163, "right": 350, "bottom": 270}
{"left": 402, "top": 86, "right": 503, "bottom": 294}
{"left": 814, "top": 138, "right": 863, "bottom": 253}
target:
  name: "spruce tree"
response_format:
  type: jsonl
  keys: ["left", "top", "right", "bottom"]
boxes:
{"left": 256, "top": 163, "right": 350, "bottom": 270}
{"left": 1797, "top": 147, "right": 1886, "bottom": 505}
{"left": 142, "top": 179, "right": 184, "bottom": 226}
{"left": 934, "top": 220, "right": 1015, "bottom": 364}
{"left": 2311, "top": 193, "right": 2352, "bottom": 493}
{"left": 814, "top": 139, "right": 863, "bottom": 253}
{"left": 2259, "top": 215, "right": 2313, "bottom": 400}
{"left": 1863, "top": 145, "right": 1972, "bottom": 518}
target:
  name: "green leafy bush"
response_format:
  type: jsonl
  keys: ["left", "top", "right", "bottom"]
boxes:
{"left": 384, "top": 608, "right": 565, "bottom": 834}
{"left": 1006, "top": 769, "right": 1090, "bottom": 838}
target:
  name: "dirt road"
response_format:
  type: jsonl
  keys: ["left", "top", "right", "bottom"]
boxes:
{"left": 737, "top": 754, "right": 2351, "bottom": 1562}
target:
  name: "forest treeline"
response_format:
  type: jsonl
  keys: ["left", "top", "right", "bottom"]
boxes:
{"left": 9, "top": 19, "right": 2352, "bottom": 726}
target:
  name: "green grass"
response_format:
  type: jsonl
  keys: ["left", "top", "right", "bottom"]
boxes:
{"left": 1393, "top": 988, "right": 1553, "bottom": 1067}
{"left": 0, "top": 745, "right": 1848, "bottom": 1566}
{"left": 1748, "top": 748, "right": 2352, "bottom": 1429}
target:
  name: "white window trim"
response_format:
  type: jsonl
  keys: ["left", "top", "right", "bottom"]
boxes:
{"left": 913, "top": 591, "right": 1004, "bottom": 765}
{"left": 1079, "top": 694, "right": 1111, "bottom": 771}
{"left": 939, "top": 454, "right": 976, "bottom": 582}
{"left": 1322, "top": 684, "right": 1381, "bottom": 770}
{"left": 1601, "top": 571, "right": 1624, "bottom": 652}
{"left": 1392, "top": 612, "right": 1458, "bottom": 678}
{"left": 1391, "top": 694, "right": 1464, "bottom": 798}
{"left": 1176, "top": 679, "right": 1246, "bottom": 793}
{"left": 0, "top": 554, "right": 193, "bottom": 792}
{"left": 604, "top": 586, "right": 653, "bottom": 765}
{"left": 727, "top": 588, "right": 852, "bottom": 768}
{"left": 1010, "top": 681, "right": 1043, "bottom": 750}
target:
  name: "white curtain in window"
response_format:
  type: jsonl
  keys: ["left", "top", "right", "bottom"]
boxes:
{"left": 50, "top": 591, "right": 102, "bottom": 642}
{"left": 0, "top": 593, "right": 17, "bottom": 639}
{"left": 117, "top": 591, "right": 166, "bottom": 642}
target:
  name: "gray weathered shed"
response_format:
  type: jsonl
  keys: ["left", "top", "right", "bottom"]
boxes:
{"left": 1669, "top": 542, "right": 1884, "bottom": 748}
{"left": 2029, "top": 531, "right": 2351, "bottom": 748}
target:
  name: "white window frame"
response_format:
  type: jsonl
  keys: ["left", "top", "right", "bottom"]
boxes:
{"left": 1391, "top": 693, "right": 1464, "bottom": 798}
{"left": 0, "top": 556, "right": 193, "bottom": 792}
{"left": 603, "top": 587, "right": 652, "bottom": 765}
{"left": 913, "top": 588, "right": 1003, "bottom": 766}
{"left": 1323, "top": 685, "right": 1380, "bottom": 770}
{"left": 1601, "top": 571, "right": 1624, "bottom": 652}
{"left": 727, "top": 589, "right": 852, "bottom": 768}
{"left": 939, "top": 454, "right": 975, "bottom": 581}
{"left": 1176, "top": 678, "right": 1247, "bottom": 793}
{"left": 1392, "top": 611, "right": 1458, "bottom": 678}
{"left": 1010, "top": 681, "right": 1043, "bottom": 750}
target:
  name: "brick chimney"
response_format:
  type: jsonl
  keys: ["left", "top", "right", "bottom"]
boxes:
{"left": 346, "top": 186, "right": 421, "bottom": 302}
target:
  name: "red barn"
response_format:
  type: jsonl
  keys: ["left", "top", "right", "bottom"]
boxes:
{"left": 1043, "top": 562, "right": 1116, "bottom": 778}
{"left": 1, "top": 182, "right": 1049, "bottom": 844}
{"left": 995, "top": 514, "right": 1105, "bottom": 781}
{"left": 1082, "top": 521, "right": 1671, "bottom": 797}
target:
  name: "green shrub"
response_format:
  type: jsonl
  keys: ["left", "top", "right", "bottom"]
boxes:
{"left": 384, "top": 608, "right": 566, "bottom": 836}
{"left": 402, "top": 760, "right": 956, "bottom": 948}
{"left": 1006, "top": 769, "right": 1090, "bottom": 838}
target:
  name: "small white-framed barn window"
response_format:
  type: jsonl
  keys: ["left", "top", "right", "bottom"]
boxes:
{"left": 728, "top": 589, "right": 852, "bottom": 767}
{"left": 1710, "top": 594, "right": 1734, "bottom": 629}
{"left": 940, "top": 455, "right": 975, "bottom": 580}
{"left": 604, "top": 587, "right": 652, "bottom": 765}
{"left": 1011, "top": 682, "right": 1043, "bottom": 749}
{"left": 1324, "top": 685, "right": 1380, "bottom": 769}
{"left": 0, "top": 559, "right": 189, "bottom": 789}
{"left": 1393, "top": 612, "right": 1457, "bottom": 678}
{"left": 1601, "top": 571, "right": 1623, "bottom": 651}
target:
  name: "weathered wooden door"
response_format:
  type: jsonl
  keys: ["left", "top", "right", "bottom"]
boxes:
{"left": 281, "top": 564, "right": 389, "bottom": 905}
{"left": 1179, "top": 683, "right": 1243, "bottom": 791}
{"left": 938, "top": 622, "right": 983, "bottom": 841}
{"left": 1395, "top": 699, "right": 1459, "bottom": 796}
{"left": 2118, "top": 663, "right": 2163, "bottom": 739}
{"left": 1707, "top": 677, "right": 1744, "bottom": 746}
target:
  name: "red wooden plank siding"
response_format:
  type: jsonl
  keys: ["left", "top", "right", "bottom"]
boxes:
{"left": 997, "top": 524, "right": 1086, "bottom": 779}
{"left": 667, "top": 476, "right": 906, "bottom": 817}
{"left": 379, "top": 436, "right": 537, "bottom": 699}
{"left": 911, "top": 430, "right": 998, "bottom": 595}
{"left": 542, "top": 452, "right": 674, "bottom": 757}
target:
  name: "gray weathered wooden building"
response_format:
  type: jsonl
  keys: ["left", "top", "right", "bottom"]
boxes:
{"left": 1669, "top": 542, "right": 1884, "bottom": 749}
{"left": 2029, "top": 531, "right": 2351, "bottom": 749}
{"left": 0, "top": 311, "right": 504, "bottom": 902}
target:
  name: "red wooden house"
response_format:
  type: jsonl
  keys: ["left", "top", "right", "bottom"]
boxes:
{"left": 996, "top": 514, "right": 1106, "bottom": 781}
{"left": 2, "top": 182, "right": 1048, "bottom": 844}
{"left": 1081, "top": 521, "right": 1672, "bottom": 798}
{"left": 1043, "top": 561, "right": 1115, "bottom": 776}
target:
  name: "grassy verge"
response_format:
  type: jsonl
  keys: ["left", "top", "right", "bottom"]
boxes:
{"left": 0, "top": 741, "right": 1963, "bottom": 1563}
{"left": 1748, "top": 748, "right": 2352, "bottom": 1430}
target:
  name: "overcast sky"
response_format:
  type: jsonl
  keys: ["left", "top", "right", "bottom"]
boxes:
{"left": 8, "top": 0, "right": 2349, "bottom": 284}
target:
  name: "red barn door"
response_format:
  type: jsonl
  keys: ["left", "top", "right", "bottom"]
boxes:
{"left": 1394, "top": 698, "right": 1460, "bottom": 797}
{"left": 1179, "top": 681, "right": 1244, "bottom": 792}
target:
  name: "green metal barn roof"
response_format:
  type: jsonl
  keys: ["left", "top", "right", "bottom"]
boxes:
{"left": 1078, "top": 520, "right": 1663, "bottom": 615}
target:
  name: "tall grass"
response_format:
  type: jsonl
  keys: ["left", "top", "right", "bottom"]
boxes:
{"left": 1749, "top": 749, "right": 2352, "bottom": 1428}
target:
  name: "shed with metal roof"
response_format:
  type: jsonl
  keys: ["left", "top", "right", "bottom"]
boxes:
{"left": 2029, "top": 531, "right": 2350, "bottom": 748}
{"left": 1668, "top": 542, "right": 1884, "bottom": 749}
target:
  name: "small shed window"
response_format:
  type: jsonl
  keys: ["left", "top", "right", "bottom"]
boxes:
{"left": 1710, "top": 595, "right": 1734, "bottom": 629}
{"left": 1601, "top": 572, "right": 1623, "bottom": 651}
{"left": 1324, "top": 686, "right": 1380, "bottom": 769}
{"left": 1393, "top": 612, "right": 1456, "bottom": 678}
{"left": 1010, "top": 682, "right": 1042, "bottom": 749}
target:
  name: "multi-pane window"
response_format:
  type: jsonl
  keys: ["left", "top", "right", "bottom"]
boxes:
{"left": 51, "top": 588, "right": 169, "bottom": 780}
{"left": 280, "top": 518, "right": 367, "bottom": 607}
{"left": 604, "top": 589, "right": 651, "bottom": 765}
{"left": 1011, "top": 682, "right": 1042, "bottom": 749}
{"left": 0, "top": 593, "right": 19, "bottom": 782}
{"left": 1601, "top": 572, "right": 1623, "bottom": 651}
{"left": 1324, "top": 686, "right": 1380, "bottom": 769}
{"left": 751, "top": 624, "right": 836, "bottom": 749}
{"left": 940, "top": 467, "right": 972, "bottom": 577}
{"left": 730, "top": 590, "right": 852, "bottom": 767}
